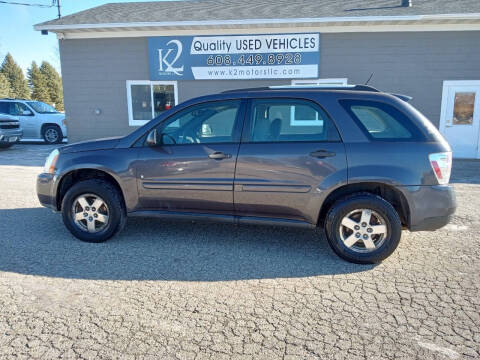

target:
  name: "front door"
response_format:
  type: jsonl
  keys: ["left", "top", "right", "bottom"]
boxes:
{"left": 440, "top": 81, "right": 480, "bottom": 158}
{"left": 135, "top": 99, "right": 244, "bottom": 214}
{"left": 234, "top": 98, "right": 347, "bottom": 224}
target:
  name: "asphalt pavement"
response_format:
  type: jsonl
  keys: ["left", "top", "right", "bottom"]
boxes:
{"left": 0, "top": 143, "right": 479, "bottom": 359}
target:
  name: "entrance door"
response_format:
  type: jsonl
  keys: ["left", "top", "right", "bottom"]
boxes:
{"left": 135, "top": 99, "right": 244, "bottom": 214}
{"left": 440, "top": 81, "right": 480, "bottom": 158}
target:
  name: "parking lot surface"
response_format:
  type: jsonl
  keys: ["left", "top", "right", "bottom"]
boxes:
{"left": 0, "top": 143, "right": 479, "bottom": 359}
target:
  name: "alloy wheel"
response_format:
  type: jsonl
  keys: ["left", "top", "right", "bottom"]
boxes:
{"left": 339, "top": 208, "right": 388, "bottom": 253}
{"left": 45, "top": 128, "right": 59, "bottom": 143}
{"left": 71, "top": 193, "right": 110, "bottom": 233}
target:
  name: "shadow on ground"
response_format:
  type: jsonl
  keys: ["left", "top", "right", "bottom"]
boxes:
{"left": 451, "top": 159, "right": 480, "bottom": 184}
{"left": 0, "top": 207, "right": 374, "bottom": 281}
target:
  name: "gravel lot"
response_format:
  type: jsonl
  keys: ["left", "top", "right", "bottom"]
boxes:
{"left": 0, "top": 143, "right": 479, "bottom": 359}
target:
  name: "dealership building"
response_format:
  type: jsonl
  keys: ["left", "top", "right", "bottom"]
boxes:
{"left": 35, "top": 0, "right": 480, "bottom": 158}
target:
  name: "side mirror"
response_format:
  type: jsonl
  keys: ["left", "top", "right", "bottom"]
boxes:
{"left": 146, "top": 129, "right": 158, "bottom": 146}
{"left": 22, "top": 110, "right": 32, "bottom": 116}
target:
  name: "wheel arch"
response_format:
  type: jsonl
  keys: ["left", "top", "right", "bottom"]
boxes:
{"left": 41, "top": 122, "right": 62, "bottom": 133}
{"left": 318, "top": 182, "right": 410, "bottom": 228}
{"left": 56, "top": 167, "right": 126, "bottom": 211}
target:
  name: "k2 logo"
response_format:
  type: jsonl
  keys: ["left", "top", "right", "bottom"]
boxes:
{"left": 158, "top": 39, "right": 184, "bottom": 76}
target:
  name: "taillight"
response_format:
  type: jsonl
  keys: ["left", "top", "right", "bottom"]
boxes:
{"left": 429, "top": 152, "right": 452, "bottom": 185}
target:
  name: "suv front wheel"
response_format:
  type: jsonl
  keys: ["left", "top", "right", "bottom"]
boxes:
{"left": 61, "top": 179, "right": 126, "bottom": 242}
{"left": 325, "top": 193, "right": 402, "bottom": 264}
{"left": 42, "top": 125, "right": 63, "bottom": 144}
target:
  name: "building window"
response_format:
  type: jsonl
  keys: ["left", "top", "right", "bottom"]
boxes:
{"left": 126, "top": 80, "right": 178, "bottom": 126}
{"left": 291, "top": 78, "right": 348, "bottom": 86}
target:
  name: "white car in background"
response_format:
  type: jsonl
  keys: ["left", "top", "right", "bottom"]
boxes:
{"left": 0, "top": 99, "right": 67, "bottom": 144}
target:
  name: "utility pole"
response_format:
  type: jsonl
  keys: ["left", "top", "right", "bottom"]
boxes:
{"left": 57, "top": 0, "right": 61, "bottom": 18}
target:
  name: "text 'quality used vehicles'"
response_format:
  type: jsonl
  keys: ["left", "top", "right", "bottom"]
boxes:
{"left": 0, "top": 98, "right": 66, "bottom": 144}
{"left": 37, "top": 85, "right": 456, "bottom": 263}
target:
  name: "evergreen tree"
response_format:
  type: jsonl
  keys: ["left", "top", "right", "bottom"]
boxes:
{"left": 40, "top": 61, "right": 64, "bottom": 111}
{"left": 0, "top": 72, "right": 12, "bottom": 98}
{"left": 0, "top": 53, "right": 30, "bottom": 99}
{"left": 27, "top": 61, "right": 51, "bottom": 103}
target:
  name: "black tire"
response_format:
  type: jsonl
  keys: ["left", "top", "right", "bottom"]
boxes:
{"left": 42, "top": 124, "right": 63, "bottom": 144}
{"left": 0, "top": 142, "right": 14, "bottom": 149}
{"left": 325, "top": 193, "right": 402, "bottom": 264}
{"left": 61, "top": 179, "right": 126, "bottom": 243}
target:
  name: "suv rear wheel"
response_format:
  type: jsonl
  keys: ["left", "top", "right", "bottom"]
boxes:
{"left": 61, "top": 179, "right": 126, "bottom": 242}
{"left": 42, "top": 125, "right": 63, "bottom": 144}
{"left": 325, "top": 193, "right": 402, "bottom": 264}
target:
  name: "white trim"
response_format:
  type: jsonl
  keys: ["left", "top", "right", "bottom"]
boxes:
{"left": 291, "top": 78, "right": 348, "bottom": 86}
{"left": 55, "top": 23, "right": 480, "bottom": 40}
{"left": 442, "top": 80, "right": 480, "bottom": 87}
{"left": 126, "top": 80, "right": 178, "bottom": 126}
{"left": 35, "top": 13, "right": 480, "bottom": 31}
{"left": 439, "top": 80, "right": 480, "bottom": 132}
{"left": 439, "top": 80, "right": 480, "bottom": 159}
{"left": 289, "top": 106, "right": 323, "bottom": 127}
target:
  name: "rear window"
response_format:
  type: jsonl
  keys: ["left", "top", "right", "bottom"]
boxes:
{"left": 340, "top": 100, "right": 424, "bottom": 141}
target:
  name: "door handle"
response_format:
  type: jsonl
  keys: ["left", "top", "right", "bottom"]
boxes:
{"left": 309, "top": 150, "right": 336, "bottom": 158}
{"left": 208, "top": 151, "right": 231, "bottom": 160}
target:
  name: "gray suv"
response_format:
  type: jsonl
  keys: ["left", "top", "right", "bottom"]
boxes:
{"left": 37, "top": 85, "right": 456, "bottom": 263}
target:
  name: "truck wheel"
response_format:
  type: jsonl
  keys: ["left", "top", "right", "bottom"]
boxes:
{"left": 61, "top": 179, "right": 126, "bottom": 243}
{"left": 43, "top": 125, "right": 63, "bottom": 144}
{"left": 325, "top": 193, "right": 402, "bottom": 264}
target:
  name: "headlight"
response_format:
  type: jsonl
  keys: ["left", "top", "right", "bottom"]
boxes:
{"left": 44, "top": 149, "right": 59, "bottom": 174}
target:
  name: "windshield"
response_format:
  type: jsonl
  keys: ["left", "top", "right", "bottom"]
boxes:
{"left": 26, "top": 101, "right": 58, "bottom": 114}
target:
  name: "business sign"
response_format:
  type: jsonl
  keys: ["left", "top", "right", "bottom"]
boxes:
{"left": 148, "top": 33, "right": 320, "bottom": 80}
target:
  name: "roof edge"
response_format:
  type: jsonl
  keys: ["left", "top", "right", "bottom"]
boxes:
{"left": 34, "top": 13, "right": 480, "bottom": 31}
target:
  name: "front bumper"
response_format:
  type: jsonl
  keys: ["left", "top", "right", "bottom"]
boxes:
{"left": 37, "top": 173, "right": 58, "bottom": 211}
{"left": 400, "top": 184, "right": 456, "bottom": 231}
{"left": 0, "top": 129, "right": 23, "bottom": 143}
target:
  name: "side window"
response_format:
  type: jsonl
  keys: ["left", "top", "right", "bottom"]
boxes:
{"left": 153, "top": 100, "right": 241, "bottom": 145}
{"left": 2, "top": 102, "right": 29, "bottom": 116}
{"left": 249, "top": 99, "right": 340, "bottom": 143}
{"left": 0, "top": 102, "right": 8, "bottom": 114}
{"left": 340, "top": 100, "right": 423, "bottom": 140}
{"left": 15, "top": 103, "right": 31, "bottom": 116}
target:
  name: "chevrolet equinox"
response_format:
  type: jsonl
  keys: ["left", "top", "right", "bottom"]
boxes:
{"left": 37, "top": 85, "right": 456, "bottom": 263}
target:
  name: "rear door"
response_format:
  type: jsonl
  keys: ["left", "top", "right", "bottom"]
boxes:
{"left": 234, "top": 98, "right": 347, "bottom": 224}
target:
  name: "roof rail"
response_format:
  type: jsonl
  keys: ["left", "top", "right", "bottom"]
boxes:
{"left": 221, "top": 84, "right": 413, "bottom": 100}
{"left": 222, "top": 87, "right": 270, "bottom": 93}
{"left": 222, "top": 84, "right": 380, "bottom": 93}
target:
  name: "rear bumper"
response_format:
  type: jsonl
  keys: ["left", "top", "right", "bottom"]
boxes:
{"left": 400, "top": 184, "right": 456, "bottom": 231}
{"left": 0, "top": 129, "right": 23, "bottom": 143}
{"left": 37, "top": 173, "right": 58, "bottom": 211}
